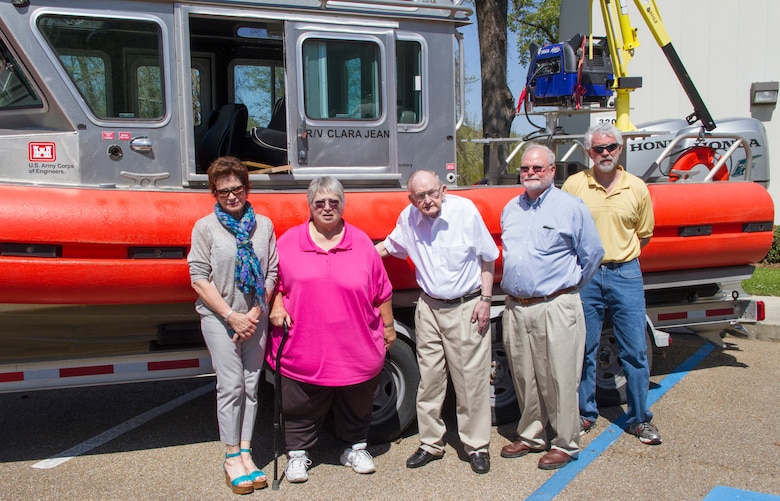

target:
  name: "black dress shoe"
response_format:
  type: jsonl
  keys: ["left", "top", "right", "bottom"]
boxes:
{"left": 469, "top": 452, "right": 490, "bottom": 474}
{"left": 406, "top": 448, "right": 443, "bottom": 469}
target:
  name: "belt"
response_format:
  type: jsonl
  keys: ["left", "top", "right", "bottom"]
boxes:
{"left": 422, "top": 289, "right": 481, "bottom": 305}
{"left": 601, "top": 258, "right": 637, "bottom": 269}
{"left": 508, "top": 286, "right": 578, "bottom": 306}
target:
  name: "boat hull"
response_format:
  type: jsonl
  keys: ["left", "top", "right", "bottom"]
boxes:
{"left": 0, "top": 182, "right": 772, "bottom": 304}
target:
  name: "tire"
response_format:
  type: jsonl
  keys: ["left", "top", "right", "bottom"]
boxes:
{"left": 490, "top": 341, "right": 520, "bottom": 425}
{"left": 367, "top": 339, "right": 420, "bottom": 443}
{"left": 595, "top": 325, "right": 654, "bottom": 407}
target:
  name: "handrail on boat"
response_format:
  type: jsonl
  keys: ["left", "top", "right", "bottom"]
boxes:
{"left": 319, "top": 0, "right": 473, "bottom": 18}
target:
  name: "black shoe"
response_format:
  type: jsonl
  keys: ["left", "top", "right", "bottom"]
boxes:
{"left": 469, "top": 452, "right": 490, "bottom": 474}
{"left": 406, "top": 448, "right": 443, "bottom": 469}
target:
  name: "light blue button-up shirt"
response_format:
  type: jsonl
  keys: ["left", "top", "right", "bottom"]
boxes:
{"left": 500, "top": 185, "right": 604, "bottom": 298}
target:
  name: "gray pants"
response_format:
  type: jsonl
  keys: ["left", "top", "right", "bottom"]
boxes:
{"left": 201, "top": 313, "right": 268, "bottom": 445}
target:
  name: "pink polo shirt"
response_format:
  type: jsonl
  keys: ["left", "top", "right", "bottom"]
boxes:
{"left": 266, "top": 220, "right": 393, "bottom": 386}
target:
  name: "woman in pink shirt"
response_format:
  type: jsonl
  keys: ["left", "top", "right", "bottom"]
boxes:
{"left": 267, "top": 176, "right": 395, "bottom": 484}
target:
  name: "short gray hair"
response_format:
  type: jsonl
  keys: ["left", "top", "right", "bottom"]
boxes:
{"left": 584, "top": 122, "right": 623, "bottom": 149}
{"left": 522, "top": 143, "right": 556, "bottom": 165}
{"left": 307, "top": 176, "right": 345, "bottom": 206}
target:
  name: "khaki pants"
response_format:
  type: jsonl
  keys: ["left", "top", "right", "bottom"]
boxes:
{"left": 414, "top": 294, "right": 492, "bottom": 455}
{"left": 503, "top": 292, "right": 585, "bottom": 456}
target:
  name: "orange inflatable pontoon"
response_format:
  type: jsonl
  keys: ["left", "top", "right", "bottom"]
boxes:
{"left": 0, "top": 182, "right": 772, "bottom": 304}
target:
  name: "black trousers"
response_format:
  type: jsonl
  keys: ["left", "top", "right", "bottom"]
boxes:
{"left": 281, "top": 374, "right": 380, "bottom": 451}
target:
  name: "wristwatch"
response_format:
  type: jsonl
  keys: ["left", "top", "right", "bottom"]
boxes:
{"left": 479, "top": 295, "right": 492, "bottom": 303}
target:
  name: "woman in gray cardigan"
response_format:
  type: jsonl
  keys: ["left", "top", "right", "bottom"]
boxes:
{"left": 188, "top": 156, "right": 278, "bottom": 495}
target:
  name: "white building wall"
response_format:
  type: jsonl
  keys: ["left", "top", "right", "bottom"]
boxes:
{"left": 590, "top": 0, "right": 780, "bottom": 221}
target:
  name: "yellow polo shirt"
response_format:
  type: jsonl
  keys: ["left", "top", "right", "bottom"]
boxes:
{"left": 562, "top": 166, "right": 654, "bottom": 263}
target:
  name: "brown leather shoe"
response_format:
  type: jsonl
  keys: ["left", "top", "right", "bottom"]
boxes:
{"left": 500, "top": 441, "right": 545, "bottom": 459}
{"left": 537, "top": 449, "right": 573, "bottom": 470}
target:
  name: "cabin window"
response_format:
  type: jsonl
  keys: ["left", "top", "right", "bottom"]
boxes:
{"left": 396, "top": 40, "right": 422, "bottom": 125}
{"left": 232, "top": 62, "right": 285, "bottom": 129}
{"left": 0, "top": 39, "right": 42, "bottom": 110}
{"left": 302, "top": 39, "right": 380, "bottom": 120}
{"left": 37, "top": 15, "right": 164, "bottom": 120}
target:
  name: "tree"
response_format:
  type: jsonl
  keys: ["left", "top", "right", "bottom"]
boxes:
{"left": 475, "top": 0, "right": 516, "bottom": 179}
{"left": 459, "top": 0, "right": 561, "bottom": 182}
{"left": 508, "top": 0, "right": 561, "bottom": 66}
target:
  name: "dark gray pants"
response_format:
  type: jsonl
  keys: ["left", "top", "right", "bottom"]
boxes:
{"left": 281, "top": 374, "right": 380, "bottom": 451}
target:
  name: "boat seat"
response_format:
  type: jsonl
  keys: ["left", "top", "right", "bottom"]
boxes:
{"left": 249, "top": 97, "right": 287, "bottom": 166}
{"left": 198, "top": 103, "right": 248, "bottom": 171}
{"left": 398, "top": 109, "right": 417, "bottom": 124}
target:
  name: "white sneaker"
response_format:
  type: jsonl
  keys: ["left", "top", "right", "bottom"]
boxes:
{"left": 340, "top": 442, "right": 375, "bottom": 474}
{"left": 285, "top": 450, "right": 311, "bottom": 483}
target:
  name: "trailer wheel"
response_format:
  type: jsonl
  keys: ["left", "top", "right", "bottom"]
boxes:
{"left": 491, "top": 341, "right": 521, "bottom": 425}
{"left": 368, "top": 338, "right": 420, "bottom": 443}
{"left": 595, "top": 325, "right": 653, "bottom": 407}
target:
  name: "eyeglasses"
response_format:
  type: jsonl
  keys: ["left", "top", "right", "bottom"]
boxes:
{"left": 591, "top": 143, "right": 620, "bottom": 154}
{"left": 215, "top": 185, "right": 245, "bottom": 197}
{"left": 519, "top": 165, "right": 549, "bottom": 174}
{"left": 410, "top": 186, "right": 443, "bottom": 203}
{"left": 313, "top": 198, "right": 341, "bottom": 210}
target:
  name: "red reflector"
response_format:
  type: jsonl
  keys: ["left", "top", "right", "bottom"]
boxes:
{"left": 658, "top": 312, "right": 687, "bottom": 321}
{"left": 0, "top": 372, "right": 24, "bottom": 383}
{"left": 706, "top": 308, "right": 734, "bottom": 317}
{"left": 60, "top": 365, "right": 114, "bottom": 377}
{"left": 756, "top": 300, "right": 766, "bottom": 322}
{"left": 148, "top": 359, "right": 200, "bottom": 371}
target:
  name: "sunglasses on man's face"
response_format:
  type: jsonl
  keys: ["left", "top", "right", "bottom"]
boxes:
{"left": 591, "top": 143, "right": 620, "bottom": 154}
{"left": 519, "top": 165, "right": 548, "bottom": 174}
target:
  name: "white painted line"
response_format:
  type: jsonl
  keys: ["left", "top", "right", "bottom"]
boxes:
{"left": 32, "top": 382, "right": 214, "bottom": 469}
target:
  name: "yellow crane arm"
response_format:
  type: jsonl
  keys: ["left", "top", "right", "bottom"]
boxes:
{"left": 593, "top": 0, "right": 716, "bottom": 132}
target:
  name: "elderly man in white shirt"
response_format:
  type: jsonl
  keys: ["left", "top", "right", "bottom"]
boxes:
{"left": 376, "top": 170, "right": 499, "bottom": 475}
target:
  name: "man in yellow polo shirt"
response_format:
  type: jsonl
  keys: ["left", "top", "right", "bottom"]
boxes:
{"left": 562, "top": 123, "right": 661, "bottom": 445}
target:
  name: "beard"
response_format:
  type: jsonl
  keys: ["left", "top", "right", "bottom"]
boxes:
{"left": 595, "top": 157, "right": 617, "bottom": 173}
{"left": 521, "top": 177, "right": 553, "bottom": 196}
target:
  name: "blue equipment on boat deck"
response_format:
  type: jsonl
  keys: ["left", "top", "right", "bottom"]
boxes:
{"left": 523, "top": 34, "right": 614, "bottom": 109}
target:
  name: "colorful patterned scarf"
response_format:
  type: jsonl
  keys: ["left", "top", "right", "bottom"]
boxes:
{"left": 214, "top": 201, "right": 266, "bottom": 310}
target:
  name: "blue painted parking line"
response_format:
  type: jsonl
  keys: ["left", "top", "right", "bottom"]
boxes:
{"left": 703, "top": 486, "right": 780, "bottom": 500}
{"left": 526, "top": 342, "right": 716, "bottom": 501}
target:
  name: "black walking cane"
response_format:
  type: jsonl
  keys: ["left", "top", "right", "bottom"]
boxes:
{"left": 272, "top": 319, "right": 289, "bottom": 490}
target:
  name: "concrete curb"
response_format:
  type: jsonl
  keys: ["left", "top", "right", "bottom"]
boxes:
{"left": 740, "top": 295, "right": 780, "bottom": 342}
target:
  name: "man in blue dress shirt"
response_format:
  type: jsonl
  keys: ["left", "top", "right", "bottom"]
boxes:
{"left": 499, "top": 144, "right": 604, "bottom": 470}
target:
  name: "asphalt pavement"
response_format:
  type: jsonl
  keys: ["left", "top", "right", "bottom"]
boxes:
{"left": 1, "top": 299, "right": 778, "bottom": 500}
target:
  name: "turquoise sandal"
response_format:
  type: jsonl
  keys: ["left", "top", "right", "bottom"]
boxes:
{"left": 224, "top": 451, "right": 254, "bottom": 495}
{"left": 240, "top": 448, "right": 268, "bottom": 489}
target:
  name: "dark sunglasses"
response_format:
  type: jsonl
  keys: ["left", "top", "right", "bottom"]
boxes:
{"left": 215, "top": 185, "right": 245, "bottom": 197}
{"left": 591, "top": 143, "right": 620, "bottom": 154}
{"left": 314, "top": 199, "right": 341, "bottom": 209}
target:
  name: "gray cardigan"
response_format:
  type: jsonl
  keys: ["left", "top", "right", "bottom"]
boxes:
{"left": 187, "top": 212, "right": 278, "bottom": 317}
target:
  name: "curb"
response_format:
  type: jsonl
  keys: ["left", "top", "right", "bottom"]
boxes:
{"left": 742, "top": 324, "right": 780, "bottom": 342}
